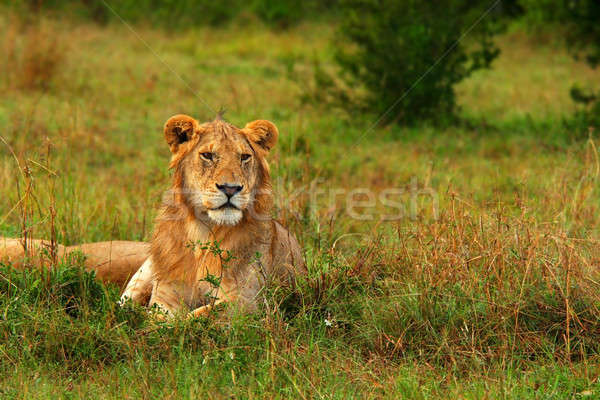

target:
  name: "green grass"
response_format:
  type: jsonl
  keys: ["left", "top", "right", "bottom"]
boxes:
{"left": 0, "top": 9, "right": 599, "bottom": 399}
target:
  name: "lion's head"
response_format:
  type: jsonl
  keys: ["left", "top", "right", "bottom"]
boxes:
{"left": 163, "top": 114, "right": 277, "bottom": 226}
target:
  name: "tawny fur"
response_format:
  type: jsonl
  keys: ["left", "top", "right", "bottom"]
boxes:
{"left": 0, "top": 237, "right": 149, "bottom": 292}
{"left": 0, "top": 115, "right": 304, "bottom": 318}
{"left": 125, "top": 115, "right": 305, "bottom": 316}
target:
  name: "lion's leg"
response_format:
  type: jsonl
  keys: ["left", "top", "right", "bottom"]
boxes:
{"left": 188, "top": 298, "right": 226, "bottom": 318}
{"left": 188, "top": 283, "right": 239, "bottom": 318}
{"left": 119, "top": 257, "right": 154, "bottom": 306}
{"left": 148, "top": 280, "right": 187, "bottom": 317}
{"left": 149, "top": 276, "right": 243, "bottom": 319}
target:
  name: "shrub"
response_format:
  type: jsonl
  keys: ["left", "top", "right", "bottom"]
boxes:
{"left": 561, "top": 0, "right": 600, "bottom": 129}
{"left": 520, "top": 0, "right": 600, "bottom": 129}
{"left": 324, "top": 0, "right": 505, "bottom": 125}
{"left": 2, "top": 0, "right": 245, "bottom": 26}
{"left": 2, "top": 0, "right": 337, "bottom": 29}
{"left": 250, "top": 0, "right": 338, "bottom": 29}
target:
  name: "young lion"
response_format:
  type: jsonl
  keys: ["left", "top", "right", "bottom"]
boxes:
{"left": 120, "top": 114, "right": 305, "bottom": 317}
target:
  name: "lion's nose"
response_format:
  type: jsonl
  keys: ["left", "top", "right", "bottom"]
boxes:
{"left": 216, "top": 183, "right": 243, "bottom": 198}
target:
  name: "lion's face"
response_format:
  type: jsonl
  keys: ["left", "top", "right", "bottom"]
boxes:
{"left": 181, "top": 123, "right": 259, "bottom": 225}
{"left": 164, "top": 115, "right": 277, "bottom": 226}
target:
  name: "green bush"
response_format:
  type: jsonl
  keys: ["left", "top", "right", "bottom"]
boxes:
{"left": 324, "top": 0, "right": 505, "bottom": 125}
{"left": 521, "top": 0, "right": 600, "bottom": 129}
{"left": 251, "top": 0, "right": 338, "bottom": 29}
{"left": 3, "top": 0, "right": 336, "bottom": 28}
{"left": 561, "top": 0, "right": 600, "bottom": 129}
{"left": 24, "top": 0, "right": 244, "bottom": 26}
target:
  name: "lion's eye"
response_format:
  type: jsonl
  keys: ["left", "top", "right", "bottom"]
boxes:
{"left": 241, "top": 154, "right": 251, "bottom": 162}
{"left": 200, "top": 152, "right": 214, "bottom": 161}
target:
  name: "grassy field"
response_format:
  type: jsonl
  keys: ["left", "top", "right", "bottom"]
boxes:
{"left": 0, "top": 10, "right": 600, "bottom": 399}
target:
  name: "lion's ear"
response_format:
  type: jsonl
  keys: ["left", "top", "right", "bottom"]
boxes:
{"left": 164, "top": 114, "right": 200, "bottom": 153}
{"left": 241, "top": 120, "right": 278, "bottom": 152}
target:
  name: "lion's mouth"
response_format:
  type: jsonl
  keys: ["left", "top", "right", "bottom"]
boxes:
{"left": 206, "top": 202, "right": 244, "bottom": 226}
{"left": 213, "top": 202, "right": 239, "bottom": 211}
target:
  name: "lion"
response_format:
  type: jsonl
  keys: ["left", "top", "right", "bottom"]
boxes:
{"left": 0, "top": 114, "right": 305, "bottom": 318}
{"left": 120, "top": 114, "right": 305, "bottom": 317}
{"left": 119, "top": 114, "right": 305, "bottom": 317}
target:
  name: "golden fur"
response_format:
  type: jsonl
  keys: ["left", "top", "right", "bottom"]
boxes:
{"left": 120, "top": 114, "right": 305, "bottom": 316}
{"left": 0, "top": 237, "right": 148, "bottom": 292}
{"left": 0, "top": 115, "right": 304, "bottom": 318}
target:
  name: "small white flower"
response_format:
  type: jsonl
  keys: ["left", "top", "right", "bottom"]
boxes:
{"left": 324, "top": 319, "right": 332, "bottom": 327}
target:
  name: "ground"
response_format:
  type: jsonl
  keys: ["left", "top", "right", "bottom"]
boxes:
{"left": 0, "top": 12, "right": 599, "bottom": 399}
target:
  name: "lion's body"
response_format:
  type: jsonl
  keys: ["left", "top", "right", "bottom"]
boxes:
{"left": 130, "top": 218, "right": 303, "bottom": 315}
{"left": 121, "top": 116, "right": 305, "bottom": 316}
{"left": 1, "top": 115, "right": 304, "bottom": 318}
{"left": 0, "top": 237, "right": 148, "bottom": 289}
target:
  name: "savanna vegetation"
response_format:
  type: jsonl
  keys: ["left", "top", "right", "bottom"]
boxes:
{"left": 0, "top": 1, "right": 599, "bottom": 398}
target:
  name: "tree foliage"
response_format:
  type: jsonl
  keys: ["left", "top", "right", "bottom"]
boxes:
{"left": 521, "top": 0, "right": 600, "bottom": 127}
{"left": 329, "top": 0, "right": 505, "bottom": 125}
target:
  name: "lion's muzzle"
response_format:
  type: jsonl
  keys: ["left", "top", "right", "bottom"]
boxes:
{"left": 216, "top": 183, "right": 243, "bottom": 198}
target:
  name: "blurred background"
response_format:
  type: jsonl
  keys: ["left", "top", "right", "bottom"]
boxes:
{"left": 0, "top": 0, "right": 599, "bottom": 244}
